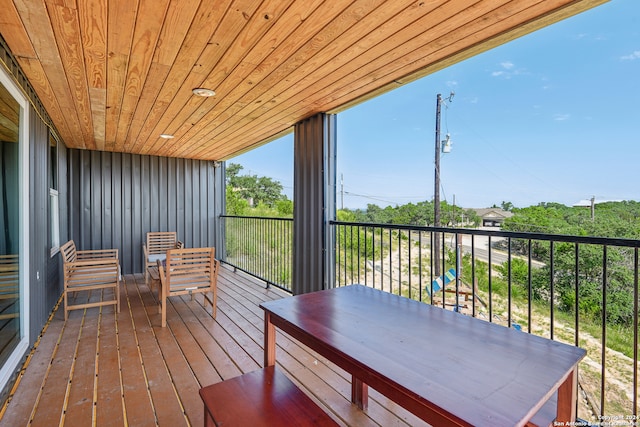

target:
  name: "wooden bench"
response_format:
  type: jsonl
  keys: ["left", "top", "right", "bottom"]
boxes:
{"left": 199, "top": 366, "right": 339, "bottom": 427}
{"left": 60, "top": 240, "right": 120, "bottom": 320}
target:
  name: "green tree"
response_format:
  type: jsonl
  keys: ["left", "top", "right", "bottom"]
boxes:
{"left": 226, "top": 163, "right": 289, "bottom": 209}
{"left": 226, "top": 186, "right": 249, "bottom": 215}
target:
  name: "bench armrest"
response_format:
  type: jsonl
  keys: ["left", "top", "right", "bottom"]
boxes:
{"left": 76, "top": 248, "right": 119, "bottom": 261}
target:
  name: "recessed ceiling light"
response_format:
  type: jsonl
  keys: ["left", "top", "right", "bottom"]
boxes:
{"left": 192, "top": 88, "right": 216, "bottom": 97}
{"left": 160, "top": 134, "right": 174, "bottom": 139}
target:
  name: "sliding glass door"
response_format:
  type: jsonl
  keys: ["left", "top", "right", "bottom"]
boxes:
{"left": 0, "top": 67, "right": 29, "bottom": 388}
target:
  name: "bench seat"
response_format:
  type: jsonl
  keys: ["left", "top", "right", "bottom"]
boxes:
{"left": 199, "top": 366, "right": 339, "bottom": 427}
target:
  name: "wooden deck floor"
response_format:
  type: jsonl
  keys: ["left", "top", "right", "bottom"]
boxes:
{"left": 0, "top": 265, "right": 428, "bottom": 427}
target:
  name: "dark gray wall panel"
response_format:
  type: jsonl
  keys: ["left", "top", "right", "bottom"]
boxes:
{"left": 292, "top": 113, "right": 337, "bottom": 295}
{"left": 67, "top": 150, "right": 224, "bottom": 275}
{"left": 29, "top": 105, "right": 50, "bottom": 340}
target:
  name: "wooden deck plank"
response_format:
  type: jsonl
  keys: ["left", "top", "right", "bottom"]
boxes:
{"left": 95, "top": 306, "right": 126, "bottom": 427}
{"left": 117, "top": 279, "right": 157, "bottom": 426}
{"left": 135, "top": 276, "right": 205, "bottom": 426}
{"left": 1, "top": 266, "right": 427, "bottom": 427}
{"left": 173, "top": 296, "right": 248, "bottom": 380}
{"left": 162, "top": 298, "right": 221, "bottom": 388}
{"left": 0, "top": 309, "right": 65, "bottom": 426}
{"left": 63, "top": 308, "right": 100, "bottom": 425}
{"left": 151, "top": 323, "right": 203, "bottom": 426}
{"left": 125, "top": 276, "right": 187, "bottom": 426}
{"left": 29, "top": 311, "right": 83, "bottom": 426}
{"left": 187, "top": 292, "right": 261, "bottom": 375}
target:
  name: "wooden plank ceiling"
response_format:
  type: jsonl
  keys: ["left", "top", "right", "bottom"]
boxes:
{"left": 0, "top": 0, "right": 606, "bottom": 161}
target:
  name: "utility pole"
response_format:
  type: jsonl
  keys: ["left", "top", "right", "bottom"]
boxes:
{"left": 434, "top": 94, "right": 443, "bottom": 278}
{"left": 340, "top": 174, "right": 344, "bottom": 210}
{"left": 433, "top": 92, "right": 453, "bottom": 278}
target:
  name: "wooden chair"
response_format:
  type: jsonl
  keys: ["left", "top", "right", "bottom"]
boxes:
{"left": 157, "top": 247, "right": 218, "bottom": 327}
{"left": 0, "top": 254, "right": 19, "bottom": 320}
{"left": 60, "top": 240, "right": 120, "bottom": 320}
{"left": 143, "top": 232, "right": 183, "bottom": 286}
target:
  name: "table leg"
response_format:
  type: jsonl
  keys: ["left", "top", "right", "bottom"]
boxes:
{"left": 264, "top": 312, "right": 276, "bottom": 367}
{"left": 352, "top": 376, "right": 369, "bottom": 410}
{"left": 556, "top": 367, "right": 578, "bottom": 422}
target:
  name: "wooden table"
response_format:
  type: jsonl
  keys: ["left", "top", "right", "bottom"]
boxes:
{"left": 260, "top": 284, "right": 586, "bottom": 427}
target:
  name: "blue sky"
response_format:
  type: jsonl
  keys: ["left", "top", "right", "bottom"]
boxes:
{"left": 231, "top": 0, "right": 639, "bottom": 210}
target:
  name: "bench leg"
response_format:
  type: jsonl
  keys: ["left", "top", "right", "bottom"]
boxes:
{"left": 204, "top": 404, "right": 215, "bottom": 427}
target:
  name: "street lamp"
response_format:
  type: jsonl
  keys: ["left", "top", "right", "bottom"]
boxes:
{"left": 433, "top": 92, "right": 453, "bottom": 278}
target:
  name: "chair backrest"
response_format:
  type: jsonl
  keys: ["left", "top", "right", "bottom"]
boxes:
{"left": 163, "top": 247, "right": 215, "bottom": 292}
{"left": 60, "top": 240, "right": 77, "bottom": 263}
{"left": 146, "top": 232, "right": 178, "bottom": 256}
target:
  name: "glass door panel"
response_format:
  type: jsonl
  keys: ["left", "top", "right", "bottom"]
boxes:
{"left": 0, "top": 81, "right": 21, "bottom": 367}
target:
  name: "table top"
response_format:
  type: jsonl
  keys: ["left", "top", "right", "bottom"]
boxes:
{"left": 260, "top": 284, "right": 586, "bottom": 427}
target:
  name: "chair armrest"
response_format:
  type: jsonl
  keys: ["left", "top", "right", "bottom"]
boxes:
{"left": 157, "top": 259, "right": 166, "bottom": 281}
{"left": 143, "top": 244, "right": 148, "bottom": 260}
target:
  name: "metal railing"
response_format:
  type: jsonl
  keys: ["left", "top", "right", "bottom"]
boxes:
{"left": 333, "top": 220, "right": 640, "bottom": 421}
{"left": 221, "top": 215, "right": 293, "bottom": 292}
{"left": 221, "top": 215, "right": 639, "bottom": 420}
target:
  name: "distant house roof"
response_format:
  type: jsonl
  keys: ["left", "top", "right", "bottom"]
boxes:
{"left": 473, "top": 208, "right": 514, "bottom": 220}
{"left": 472, "top": 208, "right": 514, "bottom": 227}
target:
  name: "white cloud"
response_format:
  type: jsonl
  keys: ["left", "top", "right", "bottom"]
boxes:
{"left": 554, "top": 114, "right": 571, "bottom": 121}
{"left": 621, "top": 50, "right": 640, "bottom": 60}
{"left": 491, "top": 61, "right": 529, "bottom": 79}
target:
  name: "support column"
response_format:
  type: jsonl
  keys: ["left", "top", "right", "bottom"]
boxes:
{"left": 292, "top": 113, "right": 337, "bottom": 295}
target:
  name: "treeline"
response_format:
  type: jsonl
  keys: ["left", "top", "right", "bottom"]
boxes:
{"left": 340, "top": 201, "right": 482, "bottom": 227}
{"left": 502, "top": 201, "right": 640, "bottom": 239}
{"left": 500, "top": 201, "right": 640, "bottom": 327}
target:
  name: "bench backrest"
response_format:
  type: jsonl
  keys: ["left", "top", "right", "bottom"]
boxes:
{"left": 0, "top": 254, "right": 19, "bottom": 298}
{"left": 60, "top": 240, "right": 77, "bottom": 263}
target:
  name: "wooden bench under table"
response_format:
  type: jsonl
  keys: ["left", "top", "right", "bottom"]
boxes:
{"left": 199, "top": 366, "right": 339, "bottom": 427}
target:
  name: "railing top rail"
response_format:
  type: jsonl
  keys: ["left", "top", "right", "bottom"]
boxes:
{"left": 330, "top": 220, "right": 640, "bottom": 248}
{"left": 221, "top": 215, "right": 293, "bottom": 222}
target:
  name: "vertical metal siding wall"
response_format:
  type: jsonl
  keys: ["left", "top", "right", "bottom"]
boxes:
{"left": 1, "top": 35, "right": 64, "bottom": 341}
{"left": 292, "top": 113, "right": 337, "bottom": 295}
{"left": 68, "top": 150, "right": 224, "bottom": 275}
{"left": 28, "top": 106, "right": 53, "bottom": 341}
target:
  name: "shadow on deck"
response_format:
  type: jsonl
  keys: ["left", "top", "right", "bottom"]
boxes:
{"left": 0, "top": 265, "right": 428, "bottom": 426}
